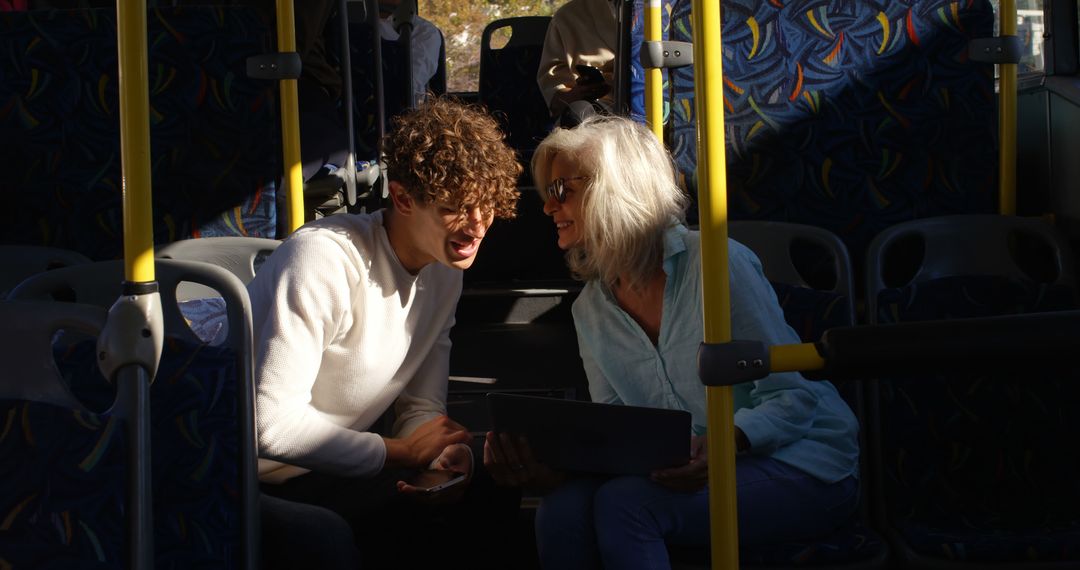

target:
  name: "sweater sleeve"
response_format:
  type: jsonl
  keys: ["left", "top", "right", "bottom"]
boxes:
{"left": 252, "top": 233, "right": 387, "bottom": 478}
{"left": 392, "top": 307, "right": 454, "bottom": 438}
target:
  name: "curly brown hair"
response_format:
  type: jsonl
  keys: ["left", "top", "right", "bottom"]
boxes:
{"left": 382, "top": 97, "right": 522, "bottom": 219}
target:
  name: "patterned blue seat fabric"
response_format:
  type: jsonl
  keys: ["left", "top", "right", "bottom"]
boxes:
{"left": 874, "top": 276, "right": 1080, "bottom": 562}
{"left": 0, "top": 7, "right": 280, "bottom": 260}
{"left": 0, "top": 399, "right": 127, "bottom": 568}
{"left": 10, "top": 335, "right": 246, "bottom": 568}
{"left": 655, "top": 1, "right": 996, "bottom": 253}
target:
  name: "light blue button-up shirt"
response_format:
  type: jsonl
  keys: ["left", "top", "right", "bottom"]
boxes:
{"left": 571, "top": 224, "right": 859, "bottom": 483}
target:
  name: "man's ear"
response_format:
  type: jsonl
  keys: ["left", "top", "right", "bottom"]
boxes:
{"left": 388, "top": 181, "right": 415, "bottom": 215}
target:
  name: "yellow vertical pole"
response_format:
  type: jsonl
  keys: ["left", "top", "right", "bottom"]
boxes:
{"left": 644, "top": 0, "right": 663, "bottom": 138}
{"left": 276, "top": 0, "right": 305, "bottom": 233}
{"left": 116, "top": 0, "right": 155, "bottom": 283}
{"left": 691, "top": 0, "right": 739, "bottom": 568}
{"left": 115, "top": 5, "right": 161, "bottom": 568}
{"left": 999, "top": 0, "right": 1017, "bottom": 215}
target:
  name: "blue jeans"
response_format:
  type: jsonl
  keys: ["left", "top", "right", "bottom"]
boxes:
{"left": 534, "top": 455, "right": 858, "bottom": 570}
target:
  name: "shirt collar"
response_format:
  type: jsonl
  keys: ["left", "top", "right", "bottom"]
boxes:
{"left": 661, "top": 222, "right": 689, "bottom": 275}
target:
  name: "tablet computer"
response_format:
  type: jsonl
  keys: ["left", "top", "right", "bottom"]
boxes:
{"left": 487, "top": 392, "right": 691, "bottom": 475}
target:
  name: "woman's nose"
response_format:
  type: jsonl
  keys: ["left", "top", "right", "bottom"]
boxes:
{"left": 542, "top": 193, "right": 559, "bottom": 216}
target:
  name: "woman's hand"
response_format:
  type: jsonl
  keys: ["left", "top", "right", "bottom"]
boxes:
{"left": 651, "top": 434, "right": 709, "bottom": 492}
{"left": 483, "top": 432, "right": 565, "bottom": 490}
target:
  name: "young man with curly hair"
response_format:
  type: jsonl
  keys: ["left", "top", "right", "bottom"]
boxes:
{"left": 252, "top": 97, "right": 522, "bottom": 568}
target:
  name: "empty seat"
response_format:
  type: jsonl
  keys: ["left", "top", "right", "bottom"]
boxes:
{"left": 865, "top": 214, "right": 1080, "bottom": 566}
{"left": 9, "top": 258, "right": 259, "bottom": 569}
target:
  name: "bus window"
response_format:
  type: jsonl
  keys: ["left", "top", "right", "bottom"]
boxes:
{"left": 990, "top": 0, "right": 1046, "bottom": 75}
{"left": 421, "top": 0, "right": 569, "bottom": 93}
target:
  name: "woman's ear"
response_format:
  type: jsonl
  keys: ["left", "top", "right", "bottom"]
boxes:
{"left": 388, "top": 181, "right": 415, "bottom": 215}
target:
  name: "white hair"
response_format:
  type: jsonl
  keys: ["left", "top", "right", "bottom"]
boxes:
{"left": 531, "top": 115, "right": 689, "bottom": 289}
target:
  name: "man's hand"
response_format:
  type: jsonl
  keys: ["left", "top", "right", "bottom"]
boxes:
{"left": 431, "top": 442, "right": 473, "bottom": 475}
{"left": 396, "top": 443, "right": 473, "bottom": 503}
{"left": 384, "top": 415, "right": 471, "bottom": 469}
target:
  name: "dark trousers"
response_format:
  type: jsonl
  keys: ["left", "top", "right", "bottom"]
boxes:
{"left": 261, "top": 494, "right": 361, "bottom": 570}
{"left": 262, "top": 460, "right": 522, "bottom": 569}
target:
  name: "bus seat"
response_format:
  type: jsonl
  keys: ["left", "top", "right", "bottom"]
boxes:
{"left": 478, "top": 16, "right": 554, "bottom": 164}
{"left": 0, "top": 244, "right": 90, "bottom": 299}
{"left": 729, "top": 220, "right": 858, "bottom": 404}
{"left": 669, "top": 221, "right": 889, "bottom": 568}
{"left": 0, "top": 7, "right": 281, "bottom": 261}
{"left": 655, "top": 0, "right": 996, "bottom": 248}
{"left": 157, "top": 236, "right": 281, "bottom": 301}
{"left": 0, "top": 300, "right": 134, "bottom": 567}
{"left": 866, "top": 215, "right": 1080, "bottom": 566}
{"left": 8, "top": 259, "right": 259, "bottom": 569}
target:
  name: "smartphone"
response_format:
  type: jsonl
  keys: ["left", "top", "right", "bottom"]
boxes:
{"left": 407, "top": 469, "right": 467, "bottom": 494}
{"left": 575, "top": 64, "right": 605, "bottom": 85}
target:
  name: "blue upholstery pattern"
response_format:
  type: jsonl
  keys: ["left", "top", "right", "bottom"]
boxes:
{"left": 0, "top": 401, "right": 127, "bottom": 568}
{"left": 660, "top": 0, "right": 996, "bottom": 247}
{"left": 772, "top": 281, "right": 851, "bottom": 344}
{"left": 0, "top": 8, "right": 280, "bottom": 260}
{"left": 150, "top": 337, "right": 242, "bottom": 569}
{"left": 874, "top": 276, "right": 1080, "bottom": 562}
{"left": 628, "top": 0, "right": 668, "bottom": 122}
{"left": 18, "top": 335, "right": 246, "bottom": 568}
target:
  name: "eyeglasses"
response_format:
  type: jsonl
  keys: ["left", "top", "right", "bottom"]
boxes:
{"left": 545, "top": 176, "right": 590, "bottom": 203}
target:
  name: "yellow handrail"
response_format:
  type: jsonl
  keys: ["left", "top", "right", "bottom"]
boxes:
{"left": 690, "top": 0, "right": 739, "bottom": 567}
{"left": 999, "top": 0, "right": 1017, "bottom": 215}
{"left": 276, "top": 0, "right": 305, "bottom": 233}
{"left": 770, "top": 343, "right": 826, "bottom": 373}
{"left": 116, "top": 1, "right": 155, "bottom": 283}
{"left": 644, "top": 0, "right": 663, "bottom": 138}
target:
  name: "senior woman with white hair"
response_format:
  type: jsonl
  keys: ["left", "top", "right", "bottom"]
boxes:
{"left": 484, "top": 115, "right": 860, "bottom": 570}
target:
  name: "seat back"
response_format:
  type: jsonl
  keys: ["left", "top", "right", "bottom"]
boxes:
{"left": 0, "top": 300, "right": 136, "bottom": 567}
{"left": 9, "top": 258, "right": 259, "bottom": 569}
{"left": 0, "top": 7, "right": 281, "bottom": 260}
{"left": 157, "top": 236, "right": 281, "bottom": 300}
{"left": 658, "top": 0, "right": 996, "bottom": 249}
{"left": 721, "top": 221, "right": 896, "bottom": 568}
{"left": 865, "top": 215, "right": 1080, "bottom": 563}
{"left": 0, "top": 244, "right": 91, "bottom": 299}
{"left": 729, "top": 219, "right": 855, "bottom": 378}
{"left": 478, "top": 16, "right": 554, "bottom": 161}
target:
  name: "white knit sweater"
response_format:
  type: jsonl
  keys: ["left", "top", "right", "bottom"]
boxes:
{"left": 251, "top": 210, "right": 462, "bottom": 483}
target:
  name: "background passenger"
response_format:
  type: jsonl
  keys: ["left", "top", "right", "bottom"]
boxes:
{"left": 484, "top": 116, "right": 860, "bottom": 570}
{"left": 253, "top": 97, "right": 522, "bottom": 568}
{"left": 378, "top": 0, "right": 444, "bottom": 107}
{"left": 536, "top": 0, "right": 616, "bottom": 121}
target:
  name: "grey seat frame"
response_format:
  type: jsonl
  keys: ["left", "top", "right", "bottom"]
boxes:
{"left": 8, "top": 258, "right": 259, "bottom": 570}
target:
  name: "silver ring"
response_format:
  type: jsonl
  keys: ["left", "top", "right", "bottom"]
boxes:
{"left": 511, "top": 464, "right": 526, "bottom": 471}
